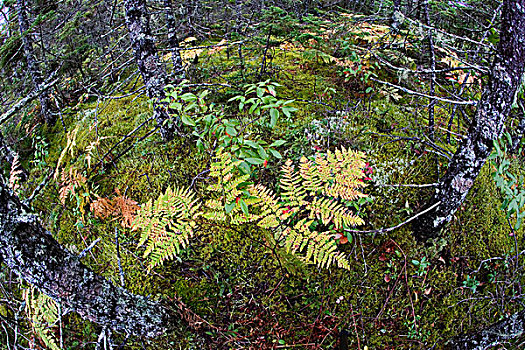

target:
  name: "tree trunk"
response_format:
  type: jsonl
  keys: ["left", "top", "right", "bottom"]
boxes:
{"left": 414, "top": 0, "right": 525, "bottom": 241}
{"left": 164, "top": 0, "right": 184, "bottom": 84}
{"left": 16, "top": 0, "right": 54, "bottom": 125}
{"left": 0, "top": 178, "right": 170, "bottom": 337}
{"left": 123, "top": 0, "right": 174, "bottom": 141}
{"left": 445, "top": 309, "right": 525, "bottom": 349}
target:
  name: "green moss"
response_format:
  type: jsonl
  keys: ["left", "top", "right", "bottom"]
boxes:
{"left": 8, "top": 11, "right": 525, "bottom": 349}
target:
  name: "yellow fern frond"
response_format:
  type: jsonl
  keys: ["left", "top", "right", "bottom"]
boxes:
{"left": 8, "top": 154, "right": 23, "bottom": 192}
{"left": 24, "top": 287, "right": 60, "bottom": 350}
{"left": 135, "top": 146, "right": 367, "bottom": 271}
{"left": 133, "top": 186, "right": 201, "bottom": 270}
{"left": 280, "top": 159, "right": 306, "bottom": 207}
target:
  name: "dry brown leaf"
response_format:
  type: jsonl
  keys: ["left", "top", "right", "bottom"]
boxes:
{"left": 90, "top": 189, "right": 139, "bottom": 228}
{"left": 208, "top": 39, "right": 227, "bottom": 55}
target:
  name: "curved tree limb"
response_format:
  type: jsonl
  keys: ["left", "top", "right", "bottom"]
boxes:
{"left": 0, "top": 178, "right": 170, "bottom": 337}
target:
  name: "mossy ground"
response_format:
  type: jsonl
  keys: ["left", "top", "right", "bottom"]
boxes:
{"left": 3, "top": 9, "right": 525, "bottom": 350}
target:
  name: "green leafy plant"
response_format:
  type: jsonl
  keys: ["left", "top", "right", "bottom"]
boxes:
{"left": 411, "top": 257, "right": 430, "bottom": 277}
{"left": 31, "top": 135, "right": 49, "bottom": 170}
{"left": 463, "top": 275, "right": 480, "bottom": 293}
{"left": 228, "top": 80, "right": 297, "bottom": 128}
{"left": 489, "top": 132, "right": 525, "bottom": 230}
{"left": 163, "top": 81, "right": 293, "bottom": 174}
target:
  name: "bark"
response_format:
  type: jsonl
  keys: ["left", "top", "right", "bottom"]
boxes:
{"left": 445, "top": 309, "right": 525, "bottom": 349}
{"left": 0, "top": 77, "right": 59, "bottom": 126}
{"left": 164, "top": 0, "right": 184, "bottom": 83}
{"left": 16, "top": 0, "right": 54, "bottom": 124}
{"left": 423, "top": 0, "right": 436, "bottom": 141}
{"left": 0, "top": 132, "right": 16, "bottom": 165}
{"left": 512, "top": 115, "right": 525, "bottom": 152}
{"left": 0, "top": 178, "right": 170, "bottom": 337}
{"left": 511, "top": 97, "right": 525, "bottom": 153}
{"left": 391, "top": 0, "right": 402, "bottom": 30}
{"left": 414, "top": 0, "right": 525, "bottom": 240}
{"left": 123, "top": 0, "right": 174, "bottom": 141}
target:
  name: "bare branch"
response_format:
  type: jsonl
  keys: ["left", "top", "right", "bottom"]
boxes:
{"left": 370, "top": 77, "right": 477, "bottom": 105}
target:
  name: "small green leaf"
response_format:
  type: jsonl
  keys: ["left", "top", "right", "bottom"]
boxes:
{"left": 282, "top": 106, "right": 298, "bottom": 118}
{"left": 244, "top": 140, "right": 260, "bottom": 149}
{"left": 226, "top": 126, "right": 238, "bottom": 136}
{"left": 238, "top": 161, "right": 251, "bottom": 174}
{"left": 257, "top": 146, "right": 268, "bottom": 159}
{"left": 248, "top": 103, "right": 258, "bottom": 114}
{"left": 240, "top": 199, "right": 249, "bottom": 215}
{"left": 270, "top": 140, "right": 286, "bottom": 147}
{"left": 180, "top": 93, "right": 197, "bottom": 101}
{"left": 169, "top": 102, "right": 182, "bottom": 111}
{"left": 245, "top": 158, "right": 265, "bottom": 165}
{"left": 270, "top": 108, "right": 279, "bottom": 128}
{"left": 268, "top": 148, "right": 282, "bottom": 159}
{"left": 225, "top": 202, "right": 236, "bottom": 214}
{"left": 181, "top": 115, "right": 196, "bottom": 126}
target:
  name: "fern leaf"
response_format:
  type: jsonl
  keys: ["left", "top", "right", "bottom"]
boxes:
{"left": 8, "top": 154, "right": 23, "bottom": 192}
{"left": 24, "top": 288, "right": 61, "bottom": 350}
{"left": 133, "top": 186, "right": 201, "bottom": 270}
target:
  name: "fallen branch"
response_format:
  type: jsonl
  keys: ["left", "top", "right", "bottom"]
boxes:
{"left": 370, "top": 77, "right": 477, "bottom": 106}
{"left": 0, "top": 77, "right": 60, "bottom": 126}
{"left": 345, "top": 201, "right": 441, "bottom": 234}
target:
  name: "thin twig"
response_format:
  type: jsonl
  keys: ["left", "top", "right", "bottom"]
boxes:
{"left": 376, "top": 264, "right": 405, "bottom": 320}
{"left": 90, "top": 117, "right": 155, "bottom": 175}
{"left": 403, "top": 16, "right": 493, "bottom": 48}
{"left": 23, "top": 170, "right": 53, "bottom": 206}
{"left": 78, "top": 238, "right": 101, "bottom": 260}
{"left": 345, "top": 201, "right": 441, "bottom": 234}
{"left": 370, "top": 77, "right": 476, "bottom": 105}
{"left": 375, "top": 183, "right": 438, "bottom": 188}
{"left": 190, "top": 169, "right": 210, "bottom": 188}
{"left": 164, "top": 40, "right": 246, "bottom": 52}
{"left": 0, "top": 78, "right": 60, "bottom": 125}
{"left": 115, "top": 228, "right": 125, "bottom": 287}
{"left": 350, "top": 304, "right": 361, "bottom": 350}
{"left": 390, "top": 240, "right": 416, "bottom": 325}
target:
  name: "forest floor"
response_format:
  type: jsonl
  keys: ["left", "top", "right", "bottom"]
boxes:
{"left": 5, "top": 7, "right": 525, "bottom": 350}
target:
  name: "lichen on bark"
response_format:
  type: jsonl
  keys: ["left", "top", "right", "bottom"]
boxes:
{"left": 0, "top": 178, "right": 170, "bottom": 337}
{"left": 414, "top": 0, "right": 525, "bottom": 240}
